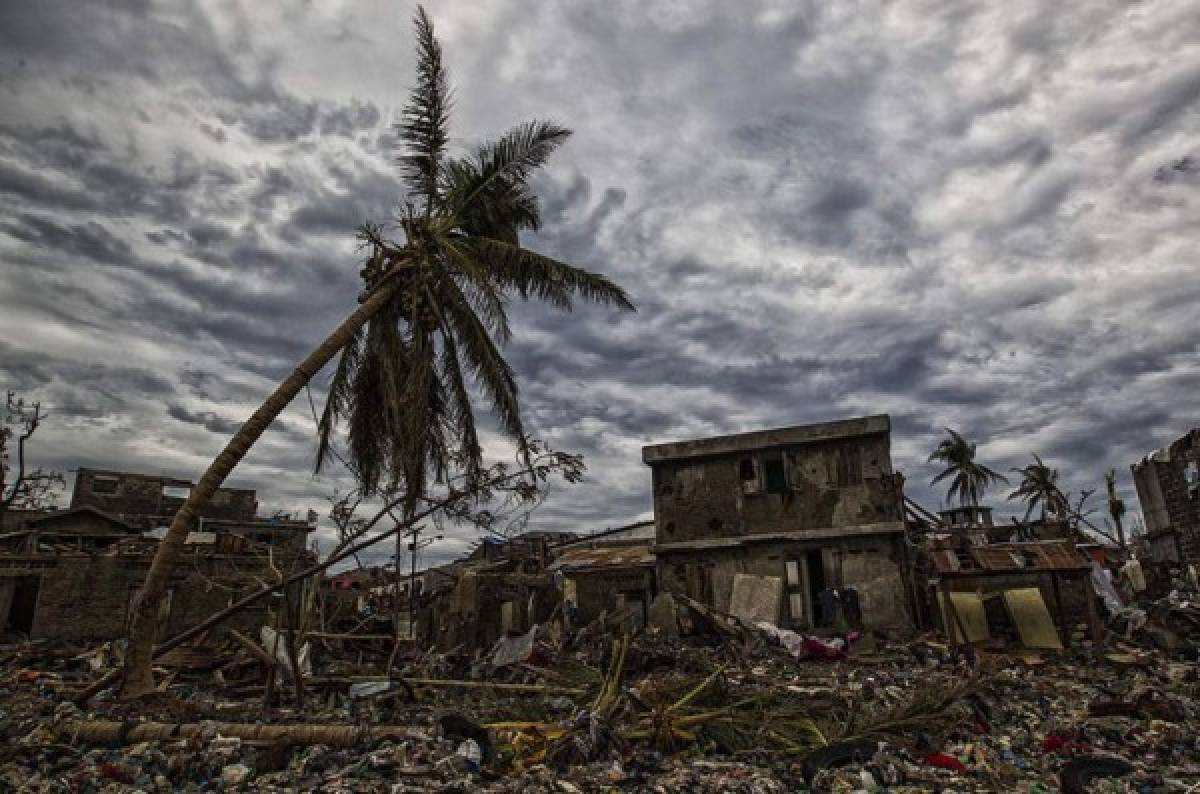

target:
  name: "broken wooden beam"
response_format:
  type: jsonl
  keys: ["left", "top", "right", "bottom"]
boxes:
{"left": 60, "top": 720, "right": 409, "bottom": 747}
{"left": 226, "top": 629, "right": 277, "bottom": 669}
{"left": 307, "top": 675, "right": 586, "bottom": 696}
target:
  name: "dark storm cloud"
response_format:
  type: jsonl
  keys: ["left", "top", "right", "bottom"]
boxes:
{"left": 0, "top": 343, "right": 175, "bottom": 420}
{"left": 1154, "top": 155, "right": 1200, "bottom": 183}
{"left": 1, "top": 214, "right": 134, "bottom": 266}
{"left": 167, "top": 404, "right": 242, "bottom": 435}
{"left": 1, "top": 0, "right": 1197, "bottom": 556}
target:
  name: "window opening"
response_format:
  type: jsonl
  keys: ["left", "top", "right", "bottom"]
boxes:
{"left": 763, "top": 454, "right": 787, "bottom": 494}
{"left": 91, "top": 476, "right": 119, "bottom": 495}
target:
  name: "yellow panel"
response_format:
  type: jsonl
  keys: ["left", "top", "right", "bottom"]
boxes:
{"left": 936, "top": 591, "right": 989, "bottom": 643}
{"left": 1003, "top": 587, "right": 1063, "bottom": 650}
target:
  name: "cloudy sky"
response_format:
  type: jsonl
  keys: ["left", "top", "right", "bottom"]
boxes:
{"left": 1, "top": 0, "right": 1197, "bottom": 566}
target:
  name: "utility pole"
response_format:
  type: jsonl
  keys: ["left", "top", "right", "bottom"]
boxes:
{"left": 401, "top": 524, "right": 442, "bottom": 641}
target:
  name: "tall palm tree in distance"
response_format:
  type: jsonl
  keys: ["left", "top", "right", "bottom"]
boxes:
{"left": 928, "top": 428, "right": 1008, "bottom": 508}
{"left": 1008, "top": 454, "right": 1069, "bottom": 522}
{"left": 121, "top": 6, "right": 635, "bottom": 697}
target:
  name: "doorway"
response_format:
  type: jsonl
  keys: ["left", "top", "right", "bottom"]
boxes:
{"left": 786, "top": 551, "right": 829, "bottom": 629}
{"left": 6, "top": 576, "right": 42, "bottom": 635}
{"left": 806, "top": 549, "right": 827, "bottom": 618}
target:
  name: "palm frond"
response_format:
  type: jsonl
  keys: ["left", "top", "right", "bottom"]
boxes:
{"left": 439, "top": 277, "right": 525, "bottom": 445}
{"left": 435, "top": 319, "right": 483, "bottom": 483}
{"left": 344, "top": 309, "right": 408, "bottom": 494}
{"left": 439, "top": 235, "right": 514, "bottom": 342}
{"left": 443, "top": 120, "right": 571, "bottom": 229}
{"left": 468, "top": 236, "right": 636, "bottom": 311}
{"left": 315, "top": 322, "right": 366, "bottom": 473}
{"left": 398, "top": 5, "right": 451, "bottom": 209}
{"left": 439, "top": 159, "right": 538, "bottom": 243}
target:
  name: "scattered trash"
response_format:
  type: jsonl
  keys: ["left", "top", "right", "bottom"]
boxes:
{"left": 1059, "top": 755, "right": 1136, "bottom": 793}
{"left": 2, "top": 544, "right": 1199, "bottom": 792}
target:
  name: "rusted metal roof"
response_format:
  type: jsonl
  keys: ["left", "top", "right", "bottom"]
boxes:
{"left": 929, "top": 540, "right": 1091, "bottom": 575}
{"left": 549, "top": 544, "right": 654, "bottom": 572}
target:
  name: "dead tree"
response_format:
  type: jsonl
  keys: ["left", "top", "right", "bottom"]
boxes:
{"left": 1, "top": 391, "right": 65, "bottom": 518}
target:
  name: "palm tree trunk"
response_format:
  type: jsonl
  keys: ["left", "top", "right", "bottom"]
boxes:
{"left": 121, "top": 280, "right": 400, "bottom": 697}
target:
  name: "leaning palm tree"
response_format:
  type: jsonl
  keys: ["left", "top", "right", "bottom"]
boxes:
{"left": 121, "top": 7, "right": 634, "bottom": 697}
{"left": 1105, "top": 469, "right": 1126, "bottom": 548}
{"left": 1008, "top": 454, "right": 1069, "bottom": 522}
{"left": 928, "top": 428, "right": 1008, "bottom": 507}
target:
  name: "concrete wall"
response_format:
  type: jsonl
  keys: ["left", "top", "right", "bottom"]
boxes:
{"left": 1132, "top": 429, "right": 1200, "bottom": 563}
{"left": 71, "top": 469, "right": 257, "bottom": 529}
{"left": 656, "top": 534, "right": 911, "bottom": 633}
{"left": 567, "top": 567, "right": 654, "bottom": 625}
{"left": 6, "top": 553, "right": 306, "bottom": 643}
{"left": 650, "top": 432, "right": 902, "bottom": 544}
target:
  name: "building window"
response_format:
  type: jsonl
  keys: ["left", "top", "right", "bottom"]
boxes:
{"left": 656, "top": 466, "right": 677, "bottom": 498}
{"left": 763, "top": 455, "right": 787, "bottom": 494}
{"left": 739, "top": 459, "right": 761, "bottom": 494}
{"left": 91, "top": 475, "right": 120, "bottom": 495}
{"left": 162, "top": 485, "right": 191, "bottom": 500}
{"left": 837, "top": 446, "right": 864, "bottom": 486}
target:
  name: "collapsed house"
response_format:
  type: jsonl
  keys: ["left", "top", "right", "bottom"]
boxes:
{"left": 642, "top": 415, "right": 913, "bottom": 633}
{"left": 1131, "top": 428, "right": 1200, "bottom": 565}
{"left": 0, "top": 468, "right": 315, "bottom": 642}
{"left": 924, "top": 536, "right": 1102, "bottom": 652}
{"left": 408, "top": 532, "right": 566, "bottom": 651}
{"left": 548, "top": 520, "right": 656, "bottom": 627}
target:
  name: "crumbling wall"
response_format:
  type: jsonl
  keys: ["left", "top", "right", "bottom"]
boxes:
{"left": 27, "top": 554, "right": 300, "bottom": 643}
{"left": 30, "top": 557, "right": 132, "bottom": 640}
{"left": 652, "top": 433, "right": 901, "bottom": 544}
{"left": 568, "top": 568, "right": 654, "bottom": 625}
{"left": 840, "top": 545, "right": 910, "bottom": 630}
{"left": 656, "top": 534, "right": 910, "bottom": 633}
{"left": 1132, "top": 429, "right": 1200, "bottom": 563}
{"left": 71, "top": 469, "right": 258, "bottom": 529}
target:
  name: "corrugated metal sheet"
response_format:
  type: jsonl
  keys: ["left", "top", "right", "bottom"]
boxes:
{"left": 549, "top": 544, "right": 654, "bottom": 572}
{"left": 930, "top": 540, "right": 1090, "bottom": 575}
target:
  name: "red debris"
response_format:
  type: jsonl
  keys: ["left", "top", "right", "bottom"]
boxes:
{"left": 922, "top": 753, "right": 967, "bottom": 772}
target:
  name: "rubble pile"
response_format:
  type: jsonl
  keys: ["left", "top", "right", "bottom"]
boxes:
{"left": 2, "top": 588, "right": 1199, "bottom": 793}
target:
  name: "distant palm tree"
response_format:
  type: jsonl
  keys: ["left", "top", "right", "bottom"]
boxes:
{"left": 928, "top": 428, "right": 1008, "bottom": 507}
{"left": 1105, "top": 469, "right": 1127, "bottom": 548}
{"left": 121, "top": 6, "right": 634, "bottom": 697}
{"left": 1008, "top": 454, "right": 1069, "bottom": 522}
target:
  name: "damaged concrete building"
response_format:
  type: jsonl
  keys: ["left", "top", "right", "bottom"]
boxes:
{"left": 643, "top": 415, "right": 913, "bottom": 633}
{"left": 0, "top": 468, "right": 314, "bottom": 642}
{"left": 1131, "top": 428, "right": 1200, "bottom": 565}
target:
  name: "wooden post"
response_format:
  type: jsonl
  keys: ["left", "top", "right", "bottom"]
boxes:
{"left": 1083, "top": 572, "right": 1103, "bottom": 656}
{"left": 227, "top": 629, "right": 277, "bottom": 669}
{"left": 1050, "top": 573, "right": 1068, "bottom": 648}
{"left": 939, "top": 579, "right": 958, "bottom": 653}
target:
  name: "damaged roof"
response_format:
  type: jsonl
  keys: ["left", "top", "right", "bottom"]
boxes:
{"left": 549, "top": 544, "right": 655, "bottom": 572}
{"left": 642, "top": 414, "right": 890, "bottom": 464}
{"left": 929, "top": 540, "right": 1092, "bottom": 576}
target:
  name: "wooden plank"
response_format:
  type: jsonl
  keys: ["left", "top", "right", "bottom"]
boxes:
{"left": 1003, "top": 588, "right": 1063, "bottom": 650}
{"left": 936, "top": 591, "right": 989, "bottom": 643}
